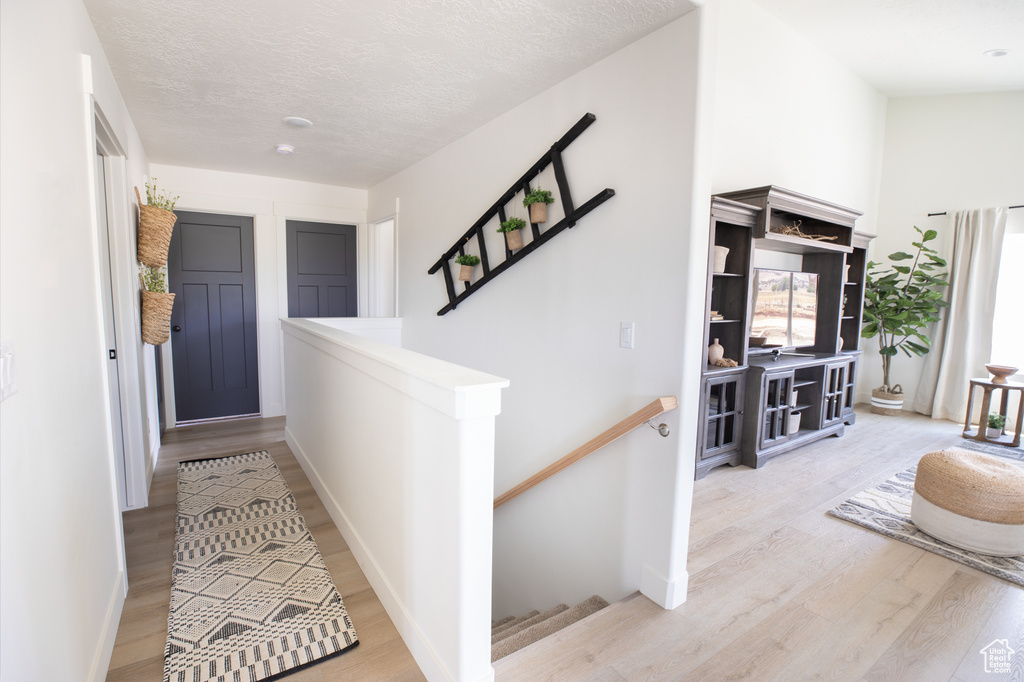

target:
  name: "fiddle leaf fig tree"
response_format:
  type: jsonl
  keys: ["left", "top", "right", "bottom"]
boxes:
{"left": 861, "top": 226, "right": 949, "bottom": 392}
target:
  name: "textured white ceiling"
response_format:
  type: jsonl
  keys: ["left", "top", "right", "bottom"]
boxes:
{"left": 753, "top": 0, "right": 1024, "bottom": 97}
{"left": 84, "top": 0, "right": 1024, "bottom": 189}
{"left": 83, "top": 0, "right": 697, "bottom": 188}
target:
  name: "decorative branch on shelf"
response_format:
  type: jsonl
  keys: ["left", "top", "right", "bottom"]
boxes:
{"left": 771, "top": 219, "right": 838, "bottom": 242}
{"left": 426, "top": 112, "right": 615, "bottom": 316}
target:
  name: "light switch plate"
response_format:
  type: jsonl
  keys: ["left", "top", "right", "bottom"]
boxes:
{"left": 620, "top": 322, "right": 635, "bottom": 349}
{"left": 0, "top": 341, "right": 17, "bottom": 402}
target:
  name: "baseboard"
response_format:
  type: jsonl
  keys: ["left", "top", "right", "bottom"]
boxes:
{"left": 89, "top": 569, "right": 126, "bottom": 682}
{"left": 285, "top": 427, "right": 461, "bottom": 682}
{"left": 640, "top": 564, "right": 688, "bottom": 610}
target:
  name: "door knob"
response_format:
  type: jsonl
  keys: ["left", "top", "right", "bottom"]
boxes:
{"left": 172, "top": 325, "right": 181, "bottom": 332}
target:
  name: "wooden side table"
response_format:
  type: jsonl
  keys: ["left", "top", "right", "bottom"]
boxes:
{"left": 962, "top": 377, "right": 1024, "bottom": 447}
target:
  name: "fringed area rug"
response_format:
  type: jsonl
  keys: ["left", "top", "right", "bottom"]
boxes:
{"left": 955, "top": 437, "right": 1024, "bottom": 462}
{"left": 165, "top": 450, "right": 358, "bottom": 682}
{"left": 827, "top": 467, "right": 1024, "bottom": 587}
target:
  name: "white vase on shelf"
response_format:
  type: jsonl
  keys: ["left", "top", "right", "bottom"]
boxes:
{"left": 713, "top": 246, "right": 729, "bottom": 273}
{"left": 708, "top": 338, "right": 724, "bottom": 364}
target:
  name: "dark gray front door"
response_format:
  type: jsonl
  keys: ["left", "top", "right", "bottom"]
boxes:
{"left": 286, "top": 220, "right": 357, "bottom": 317}
{"left": 168, "top": 211, "right": 259, "bottom": 422}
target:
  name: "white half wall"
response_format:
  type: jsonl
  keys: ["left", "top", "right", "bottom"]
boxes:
{"left": 870, "top": 91, "right": 1024, "bottom": 413}
{"left": 0, "top": 0, "right": 149, "bottom": 678}
{"left": 146, "top": 164, "right": 368, "bottom": 423}
{"left": 368, "top": 12, "right": 705, "bottom": 617}
{"left": 282, "top": 319, "right": 507, "bottom": 682}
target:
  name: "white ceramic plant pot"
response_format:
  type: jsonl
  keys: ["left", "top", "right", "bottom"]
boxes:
{"left": 987, "top": 426, "right": 1003, "bottom": 439}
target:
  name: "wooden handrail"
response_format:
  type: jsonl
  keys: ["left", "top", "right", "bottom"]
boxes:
{"left": 494, "top": 396, "right": 678, "bottom": 509}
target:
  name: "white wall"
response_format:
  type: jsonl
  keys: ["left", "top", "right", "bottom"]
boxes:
{"left": 870, "top": 91, "right": 1024, "bottom": 413}
{"left": 710, "top": 0, "right": 888, "bottom": 230}
{"left": 147, "top": 164, "right": 367, "bottom": 423}
{"left": 0, "top": 0, "right": 149, "bottom": 679}
{"left": 369, "top": 13, "right": 705, "bottom": 617}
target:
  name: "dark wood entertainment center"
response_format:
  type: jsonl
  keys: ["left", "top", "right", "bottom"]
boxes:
{"left": 696, "top": 186, "right": 875, "bottom": 479}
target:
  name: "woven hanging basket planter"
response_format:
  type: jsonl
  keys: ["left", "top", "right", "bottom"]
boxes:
{"left": 458, "top": 264, "right": 474, "bottom": 282}
{"left": 141, "top": 290, "right": 175, "bottom": 345}
{"left": 529, "top": 202, "right": 547, "bottom": 224}
{"left": 505, "top": 229, "right": 523, "bottom": 251}
{"left": 135, "top": 186, "right": 177, "bottom": 267}
{"left": 870, "top": 384, "right": 904, "bottom": 416}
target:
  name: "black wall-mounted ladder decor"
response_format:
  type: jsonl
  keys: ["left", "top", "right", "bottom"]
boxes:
{"left": 427, "top": 112, "right": 615, "bottom": 316}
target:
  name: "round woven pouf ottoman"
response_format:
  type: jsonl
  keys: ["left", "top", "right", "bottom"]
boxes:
{"left": 911, "top": 448, "right": 1024, "bottom": 557}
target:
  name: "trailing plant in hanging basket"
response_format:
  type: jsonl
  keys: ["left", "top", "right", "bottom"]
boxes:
{"left": 499, "top": 216, "right": 526, "bottom": 251}
{"left": 139, "top": 266, "right": 175, "bottom": 345}
{"left": 861, "top": 226, "right": 949, "bottom": 412}
{"left": 523, "top": 187, "right": 555, "bottom": 224}
{"left": 136, "top": 181, "right": 179, "bottom": 267}
{"left": 454, "top": 253, "right": 480, "bottom": 282}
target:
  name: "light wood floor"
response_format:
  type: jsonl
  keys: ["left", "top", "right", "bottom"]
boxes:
{"left": 494, "top": 409, "right": 1024, "bottom": 682}
{"left": 107, "top": 410, "right": 1023, "bottom": 682}
{"left": 105, "top": 416, "right": 425, "bottom": 681}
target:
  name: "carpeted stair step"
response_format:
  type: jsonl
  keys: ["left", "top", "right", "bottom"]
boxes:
{"left": 490, "top": 615, "right": 516, "bottom": 631}
{"left": 492, "top": 605, "right": 566, "bottom": 644}
{"left": 491, "top": 609, "right": 541, "bottom": 639}
{"left": 492, "top": 595, "right": 609, "bottom": 662}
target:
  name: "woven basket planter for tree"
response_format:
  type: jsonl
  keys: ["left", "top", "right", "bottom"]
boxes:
{"left": 870, "top": 385, "right": 904, "bottom": 416}
{"left": 141, "top": 291, "right": 175, "bottom": 345}
{"left": 135, "top": 187, "right": 177, "bottom": 267}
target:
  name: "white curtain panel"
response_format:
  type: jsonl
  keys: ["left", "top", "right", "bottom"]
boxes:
{"left": 914, "top": 207, "right": 1008, "bottom": 421}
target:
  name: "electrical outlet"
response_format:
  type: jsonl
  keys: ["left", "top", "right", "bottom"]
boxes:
{"left": 620, "top": 322, "right": 635, "bottom": 349}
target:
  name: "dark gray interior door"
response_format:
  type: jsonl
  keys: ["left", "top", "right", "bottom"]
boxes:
{"left": 168, "top": 211, "right": 259, "bottom": 422}
{"left": 286, "top": 220, "right": 357, "bottom": 317}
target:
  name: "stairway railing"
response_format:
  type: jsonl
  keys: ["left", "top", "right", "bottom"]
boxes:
{"left": 493, "top": 396, "right": 678, "bottom": 509}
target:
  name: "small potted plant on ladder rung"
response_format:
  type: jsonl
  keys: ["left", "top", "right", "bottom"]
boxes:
{"left": 523, "top": 186, "right": 555, "bottom": 224}
{"left": 498, "top": 216, "right": 526, "bottom": 251}
{"left": 454, "top": 253, "right": 480, "bottom": 282}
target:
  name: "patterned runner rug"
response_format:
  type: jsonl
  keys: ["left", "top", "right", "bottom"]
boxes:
{"left": 827, "top": 467, "right": 1024, "bottom": 587}
{"left": 165, "top": 450, "right": 358, "bottom": 682}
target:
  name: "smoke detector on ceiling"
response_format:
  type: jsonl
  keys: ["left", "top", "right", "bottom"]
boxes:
{"left": 983, "top": 49, "right": 1009, "bottom": 57}
{"left": 276, "top": 144, "right": 296, "bottom": 155}
{"left": 283, "top": 116, "right": 313, "bottom": 128}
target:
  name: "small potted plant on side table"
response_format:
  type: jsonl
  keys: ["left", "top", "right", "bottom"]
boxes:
{"left": 987, "top": 413, "right": 1006, "bottom": 439}
{"left": 454, "top": 254, "right": 480, "bottom": 282}
{"left": 523, "top": 187, "right": 555, "bottom": 224}
{"left": 498, "top": 217, "right": 526, "bottom": 251}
